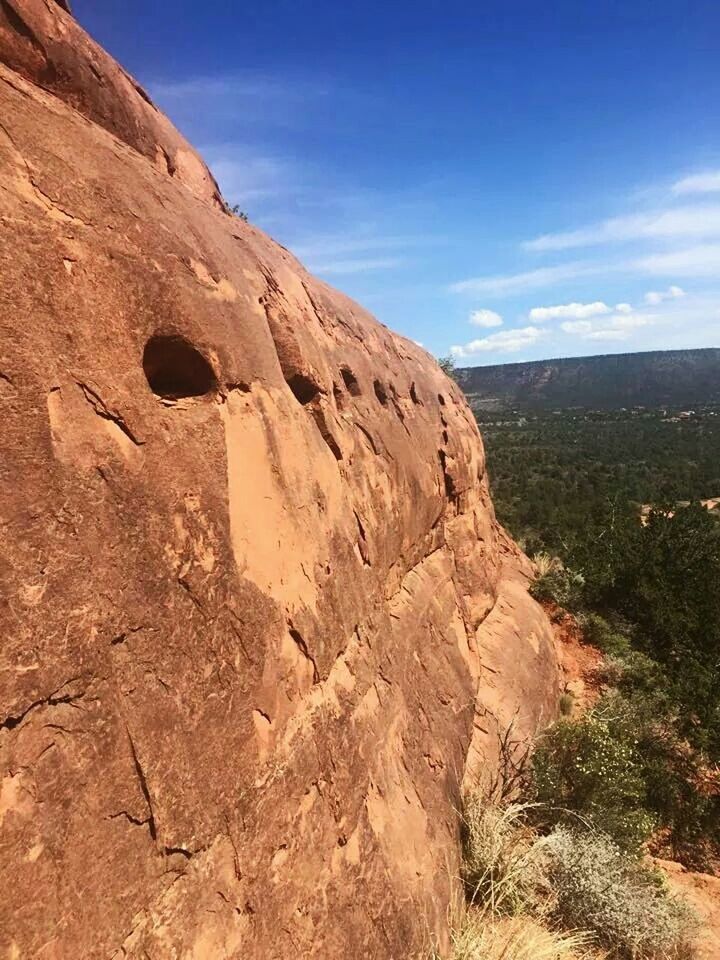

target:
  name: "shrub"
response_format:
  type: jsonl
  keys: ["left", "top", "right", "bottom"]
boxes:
{"left": 631, "top": 712, "right": 720, "bottom": 868}
{"left": 615, "top": 651, "right": 669, "bottom": 698}
{"left": 594, "top": 651, "right": 666, "bottom": 693}
{"left": 544, "top": 827, "right": 697, "bottom": 959}
{"left": 533, "top": 686, "right": 720, "bottom": 868}
{"left": 438, "top": 355, "right": 456, "bottom": 377}
{"left": 577, "top": 613, "right": 632, "bottom": 658}
{"left": 571, "top": 504, "right": 720, "bottom": 756}
{"left": 531, "top": 704, "right": 655, "bottom": 852}
{"left": 455, "top": 795, "right": 698, "bottom": 960}
{"left": 530, "top": 564, "right": 585, "bottom": 610}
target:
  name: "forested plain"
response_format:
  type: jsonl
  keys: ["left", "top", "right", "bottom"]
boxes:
{"left": 460, "top": 354, "right": 720, "bottom": 873}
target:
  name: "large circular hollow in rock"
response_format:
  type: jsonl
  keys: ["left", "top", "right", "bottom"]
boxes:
{"left": 143, "top": 334, "right": 217, "bottom": 400}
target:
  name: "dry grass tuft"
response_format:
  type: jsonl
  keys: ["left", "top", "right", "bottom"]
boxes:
{"left": 450, "top": 911, "right": 604, "bottom": 960}
{"left": 533, "top": 552, "right": 562, "bottom": 578}
{"left": 460, "top": 797, "right": 545, "bottom": 914}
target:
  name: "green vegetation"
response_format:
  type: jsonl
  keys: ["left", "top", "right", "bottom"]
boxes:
{"left": 468, "top": 381, "right": 720, "bottom": 869}
{"left": 522, "top": 500, "right": 720, "bottom": 870}
{"left": 442, "top": 354, "right": 720, "bottom": 957}
{"left": 532, "top": 701, "right": 655, "bottom": 852}
{"left": 438, "top": 355, "right": 457, "bottom": 378}
{"left": 475, "top": 406, "right": 720, "bottom": 554}
{"left": 558, "top": 691, "right": 574, "bottom": 716}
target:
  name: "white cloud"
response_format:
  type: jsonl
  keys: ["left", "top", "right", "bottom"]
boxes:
{"left": 615, "top": 302, "right": 633, "bottom": 314}
{"left": 529, "top": 301, "right": 611, "bottom": 322}
{"left": 469, "top": 309, "right": 503, "bottom": 328}
{"left": 524, "top": 205, "right": 720, "bottom": 252}
{"left": 608, "top": 314, "right": 652, "bottom": 330}
{"left": 561, "top": 312, "right": 652, "bottom": 342}
{"left": 450, "top": 326, "right": 543, "bottom": 357}
{"left": 560, "top": 320, "right": 593, "bottom": 334}
{"left": 672, "top": 171, "right": 720, "bottom": 195}
{"left": 644, "top": 285, "right": 686, "bottom": 305}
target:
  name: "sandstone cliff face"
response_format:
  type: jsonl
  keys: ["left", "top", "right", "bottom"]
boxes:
{"left": 0, "top": 4, "right": 560, "bottom": 957}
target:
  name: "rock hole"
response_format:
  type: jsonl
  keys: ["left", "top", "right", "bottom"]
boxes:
{"left": 287, "top": 373, "right": 321, "bottom": 406}
{"left": 437, "top": 393, "right": 446, "bottom": 406}
{"left": 410, "top": 382, "right": 422, "bottom": 405}
{"left": 340, "top": 367, "right": 361, "bottom": 397}
{"left": 143, "top": 335, "right": 217, "bottom": 400}
{"left": 373, "top": 379, "right": 389, "bottom": 406}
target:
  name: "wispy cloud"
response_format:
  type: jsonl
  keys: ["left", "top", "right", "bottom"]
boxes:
{"left": 294, "top": 233, "right": 435, "bottom": 260}
{"left": 311, "top": 256, "right": 405, "bottom": 276}
{"left": 450, "top": 261, "right": 602, "bottom": 296}
{"left": 524, "top": 206, "right": 720, "bottom": 252}
{"left": 151, "top": 73, "right": 330, "bottom": 134}
{"left": 290, "top": 229, "right": 447, "bottom": 275}
{"left": 453, "top": 242, "right": 720, "bottom": 298}
{"left": 450, "top": 325, "right": 544, "bottom": 357}
{"left": 201, "top": 147, "right": 300, "bottom": 204}
{"left": 469, "top": 309, "right": 503, "bottom": 328}
{"left": 636, "top": 244, "right": 720, "bottom": 276}
{"left": 672, "top": 171, "right": 720, "bottom": 195}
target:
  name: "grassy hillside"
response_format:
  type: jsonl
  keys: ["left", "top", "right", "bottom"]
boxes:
{"left": 457, "top": 348, "right": 720, "bottom": 411}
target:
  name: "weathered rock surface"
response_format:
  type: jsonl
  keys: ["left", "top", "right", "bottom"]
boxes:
{"left": 0, "top": 3, "right": 559, "bottom": 957}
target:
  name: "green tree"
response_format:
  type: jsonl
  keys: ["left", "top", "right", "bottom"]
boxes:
{"left": 438, "top": 355, "right": 458, "bottom": 380}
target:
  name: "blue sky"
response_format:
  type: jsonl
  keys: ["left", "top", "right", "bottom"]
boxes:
{"left": 77, "top": 1, "right": 720, "bottom": 365}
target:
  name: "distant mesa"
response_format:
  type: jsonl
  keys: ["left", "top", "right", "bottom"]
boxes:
{"left": 455, "top": 348, "right": 720, "bottom": 412}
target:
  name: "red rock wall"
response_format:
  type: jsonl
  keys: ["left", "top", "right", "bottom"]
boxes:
{"left": 0, "top": 5, "right": 559, "bottom": 957}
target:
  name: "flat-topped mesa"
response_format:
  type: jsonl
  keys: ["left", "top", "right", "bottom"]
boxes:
{"left": 0, "top": 4, "right": 559, "bottom": 957}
